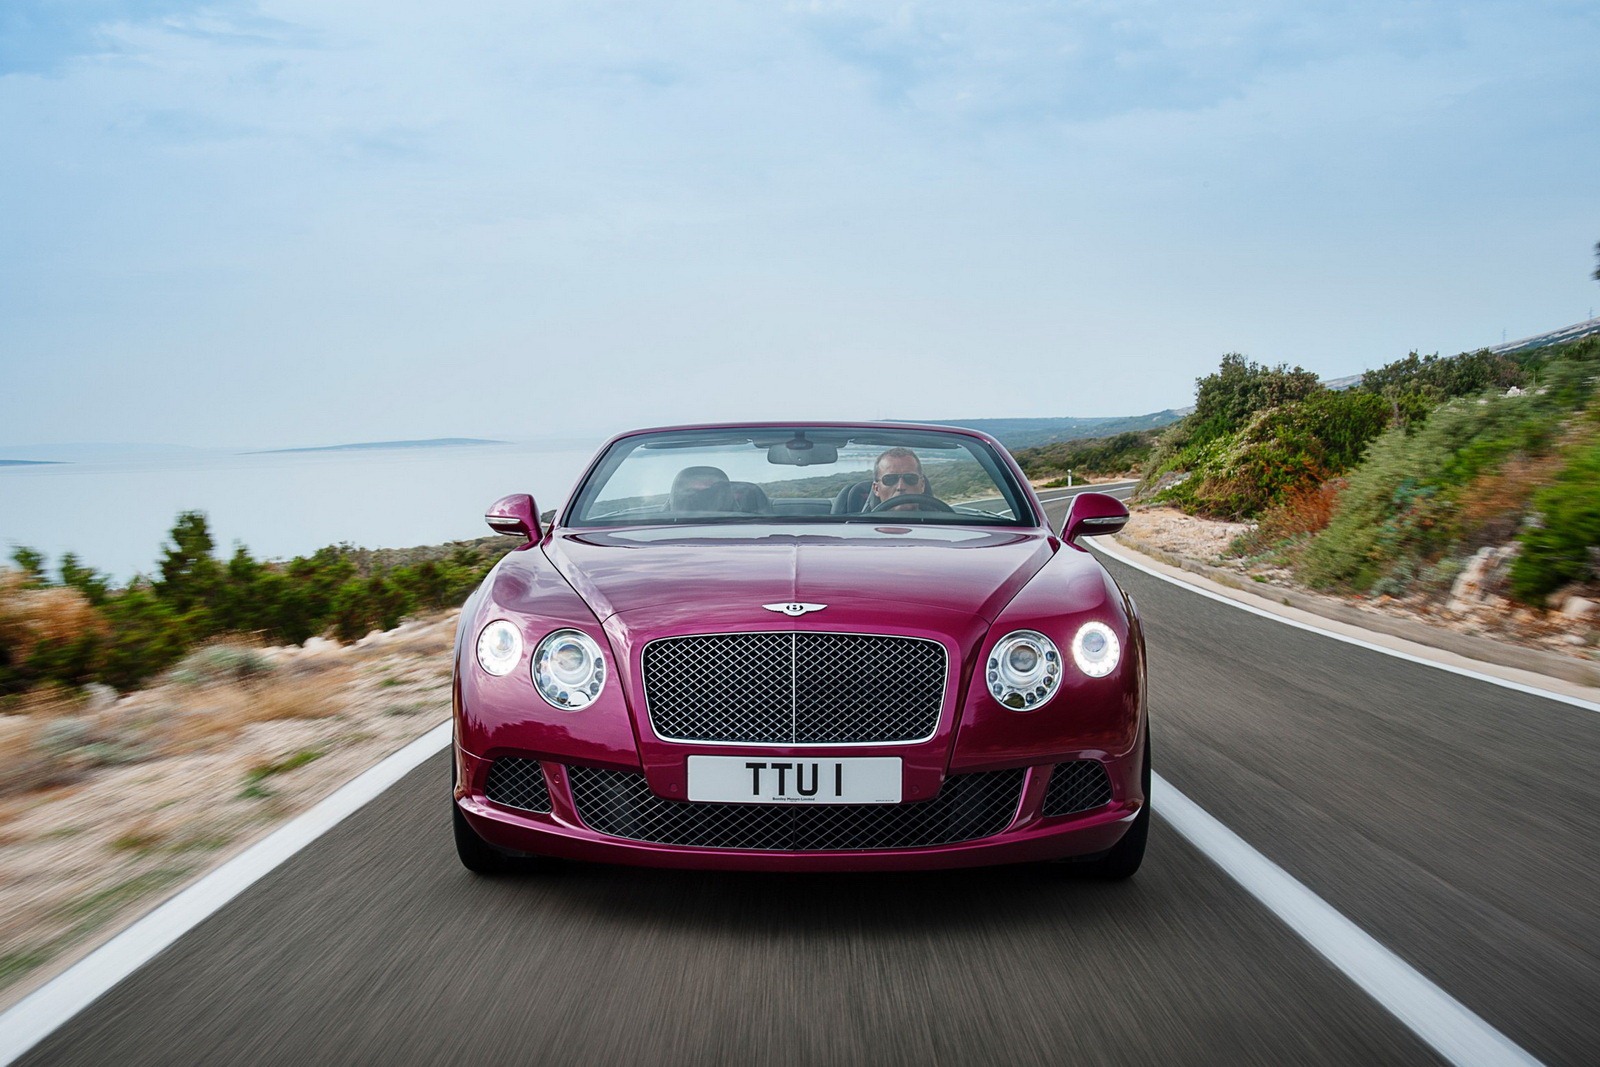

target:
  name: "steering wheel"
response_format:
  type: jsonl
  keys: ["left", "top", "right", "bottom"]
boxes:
{"left": 866, "top": 492, "right": 954, "bottom": 513}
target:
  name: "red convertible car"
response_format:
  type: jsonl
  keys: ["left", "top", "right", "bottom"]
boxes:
{"left": 452, "top": 423, "right": 1149, "bottom": 876}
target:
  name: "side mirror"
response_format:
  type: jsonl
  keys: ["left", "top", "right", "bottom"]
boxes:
{"left": 485, "top": 493, "right": 540, "bottom": 543}
{"left": 1061, "top": 492, "right": 1128, "bottom": 546}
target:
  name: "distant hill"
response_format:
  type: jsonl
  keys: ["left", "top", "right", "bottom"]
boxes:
{"left": 0, "top": 459, "right": 66, "bottom": 467}
{"left": 248, "top": 437, "right": 507, "bottom": 455}
{"left": 903, "top": 410, "right": 1185, "bottom": 450}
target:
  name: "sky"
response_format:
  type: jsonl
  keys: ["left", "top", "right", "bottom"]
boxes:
{"left": 2, "top": 0, "right": 1597, "bottom": 449}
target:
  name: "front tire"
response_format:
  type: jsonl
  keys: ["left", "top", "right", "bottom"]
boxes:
{"left": 1073, "top": 728, "right": 1150, "bottom": 880}
{"left": 452, "top": 751, "right": 520, "bottom": 875}
{"left": 453, "top": 800, "right": 521, "bottom": 874}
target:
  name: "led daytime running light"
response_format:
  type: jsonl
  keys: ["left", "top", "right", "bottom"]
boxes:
{"left": 1071, "top": 621, "right": 1121, "bottom": 678}
{"left": 475, "top": 620, "right": 523, "bottom": 677}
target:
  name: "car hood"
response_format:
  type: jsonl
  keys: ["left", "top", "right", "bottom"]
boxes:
{"left": 539, "top": 524, "right": 1055, "bottom": 632}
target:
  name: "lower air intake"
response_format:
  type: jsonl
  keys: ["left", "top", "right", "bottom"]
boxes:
{"left": 568, "top": 767, "right": 1025, "bottom": 850}
{"left": 483, "top": 757, "right": 551, "bottom": 813}
{"left": 1040, "top": 760, "right": 1113, "bottom": 817}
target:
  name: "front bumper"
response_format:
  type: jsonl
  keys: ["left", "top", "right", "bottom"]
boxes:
{"left": 454, "top": 746, "right": 1143, "bottom": 872}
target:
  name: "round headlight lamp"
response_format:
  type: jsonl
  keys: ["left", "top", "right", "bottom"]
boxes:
{"left": 532, "top": 628, "right": 607, "bottom": 710}
{"left": 475, "top": 620, "right": 523, "bottom": 677}
{"left": 987, "top": 630, "right": 1062, "bottom": 710}
{"left": 1072, "top": 621, "right": 1121, "bottom": 678}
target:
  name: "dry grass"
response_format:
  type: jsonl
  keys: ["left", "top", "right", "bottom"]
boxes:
{"left": 0, "top": 697, "right": 85, "bottom": 797}
{"left": 8, "top": 685, "right": 88, "bottom": 718}
{"left": 0, "top": 572, "right": 108, "bottom": 662}
{"left": 161, "top": 664, "right": 354, "bottom": 751}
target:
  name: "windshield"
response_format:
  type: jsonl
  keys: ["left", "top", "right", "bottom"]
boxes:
{"left": 566, "top": 427, "right": 1035, "bottom": 527}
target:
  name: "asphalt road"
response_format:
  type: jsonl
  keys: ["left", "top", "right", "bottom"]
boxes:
{"left": 18, "top": 490, "right": 1598, "bottom": 1066}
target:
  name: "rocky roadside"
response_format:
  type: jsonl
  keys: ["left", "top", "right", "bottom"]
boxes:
{"left": 0, "top": 612, "right": 458, "bottom": 1011}
{"left": 1115, "top": 506, "right": 1600, "bottom": 667}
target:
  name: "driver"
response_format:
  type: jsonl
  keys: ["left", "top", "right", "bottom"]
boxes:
{"left": 871, "top": 447, "right": 934, "bottom": 511}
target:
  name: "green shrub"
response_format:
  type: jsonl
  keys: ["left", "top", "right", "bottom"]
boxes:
{"left": 1153, "top": 389, "right": 1391, "bottom": 519}
{"left": 97, "top": 588, "right": 190, "bottom": 692}
{"left": 1510, "top": 441, "right": 1600, "bottom": 601}
{"left": 1140, "top": 355, "right": 1376, "bottom": 519}
{"left": 2, "top": 512, "right": 509, "bottom": 695}
{"left": 1189, "top": 353, "right": 1321, "bottom": 443}
{"left": 1357, "top": 349, "right": 1524, "bottom": 400}
{"left": 1299, "top": 394, "right": 1561, "bottom": 592}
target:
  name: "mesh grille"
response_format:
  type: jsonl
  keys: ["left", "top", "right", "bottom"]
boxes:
{"left": 568, "top": 766, "right": 1024, "bottom": 850}
{"left": 642, "top": 632, "right": 946, "bottom": 744}
{"left": 1040, "top": 761, "right": 1113, "bottom": 817}
{"left": 483, "top": 757, "right": 551, "bottom": 813}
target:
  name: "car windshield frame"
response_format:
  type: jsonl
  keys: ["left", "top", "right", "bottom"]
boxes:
{"left": 562, "top": 425, "right": 1040, "bottom": 529}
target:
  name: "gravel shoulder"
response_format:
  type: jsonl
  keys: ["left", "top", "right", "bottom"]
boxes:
{"left": 0, "top": 614, "right": 457, "bottom": 1011}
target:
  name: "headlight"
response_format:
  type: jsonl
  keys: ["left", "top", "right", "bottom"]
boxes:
{"left": 532, "top": 628, "right": 607, "bottom": 710}
{"left": 987, "top": 630, "right": 1062, "bottom": 710}
{"left": 476, "top": 620, "right": 523, "bottom": 677}
{"left": 1072, "top": 621, "right": 1121, "bottom": 678}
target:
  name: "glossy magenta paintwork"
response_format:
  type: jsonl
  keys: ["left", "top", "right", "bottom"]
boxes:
{"left": 1061, "top": 490, "right": 1130, "bottom": 544}
{"left": 453, "top": 422, "right": 1147, "bottom": 871}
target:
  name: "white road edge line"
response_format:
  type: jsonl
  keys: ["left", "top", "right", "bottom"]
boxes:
{"left": 1090, "top": 535, "right": 1600, "bottom": 714}
{"left": 1155, "top": 773, "right": 1541, "bottom": 1067}
{"left": 0, "top": 721, "right": 454, "bottom": 1067}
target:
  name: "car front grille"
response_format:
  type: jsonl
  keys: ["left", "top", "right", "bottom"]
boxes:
{"left": 567, "top": 766, "right": 1024, "bottom": 850}
{"left": 641, "top": 632, "right": 946, "bottom": 745}
{"left": 483, "top": 757, "right": 551, "bottom": 813}
{"left": 1040, "top": 760, "right": 1113, "bottom": 817}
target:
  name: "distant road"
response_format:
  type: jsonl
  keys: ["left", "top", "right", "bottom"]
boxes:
{"left": 1489, "top": 315, "right": 1600, "bottom": 355}
{"left": 14, "top": 481, "right": 1597, "bottom": 1066}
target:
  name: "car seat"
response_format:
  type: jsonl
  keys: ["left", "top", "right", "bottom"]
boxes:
{"left": 830, "top": 480, "right": 874, "bottom": 514}
{"left": 728, "top": 482, "right": 773, "bottom": 514}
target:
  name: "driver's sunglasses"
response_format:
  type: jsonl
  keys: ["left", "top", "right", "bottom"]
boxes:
{"left": 876, "top": 472, "right": 923, "bottom": 488}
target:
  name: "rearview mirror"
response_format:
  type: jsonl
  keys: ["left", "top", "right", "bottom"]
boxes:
{"left": 1061, "top": 492, "right": 1128, "bottom": 546}
{"left": 485, "top": 493, "right": 540, "bottom": 543}
{"left": 766, "top": 442, "right": 840, "bottom": 466}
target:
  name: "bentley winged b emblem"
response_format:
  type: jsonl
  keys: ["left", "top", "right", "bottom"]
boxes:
{"left": 763, "top": 602, "right": 827, "bottom": 617}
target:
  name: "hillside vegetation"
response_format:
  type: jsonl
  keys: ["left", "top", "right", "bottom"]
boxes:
{"left": 1012, "top": 431, "right": 1159, "bottom": 483}
{"left": 920, "top": 410, "right": 1183, "bottom": 450}
{"left": 2, "top": 517, "right": 509, "bottom": 697}
{"left": 1140, "top": 338, "right": 1600, "bottom": 607}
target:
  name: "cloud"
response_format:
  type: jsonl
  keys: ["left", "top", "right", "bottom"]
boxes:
{"left": 790, "top": 0, "right": 1482, "bottom": 124}
{"left": 0, "top": 1, "right": 280, "bottom": 75}
{"left": 0, "top": 1, "right": 1596, "bottom": 446}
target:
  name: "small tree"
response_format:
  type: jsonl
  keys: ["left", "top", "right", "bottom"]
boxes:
{"left": 1191, "top": 353, "right": 1321, "bottom": 442}
{"left": 155, "top": 511, "right": 222, "bottom": 619}
{"left": 9, "top": 547, "right": 47, "bottom": 587}
{"left": 59, "top": 553, "right": 111, "bottom": 606}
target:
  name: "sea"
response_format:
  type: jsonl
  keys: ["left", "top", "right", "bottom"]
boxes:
{"left": 0, "top": 439, "right": 602, "bottom": 582}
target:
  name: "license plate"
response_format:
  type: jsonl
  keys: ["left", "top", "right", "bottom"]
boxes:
{"left": 687, "top": 755, "right": 902, "bottom": 804}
